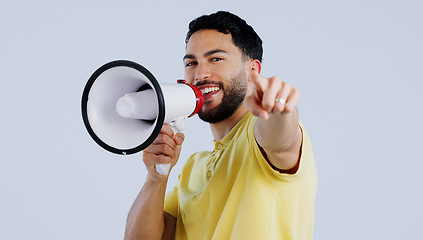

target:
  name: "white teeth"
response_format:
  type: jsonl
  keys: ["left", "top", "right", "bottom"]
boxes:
{"left": 201, "top": 87, "right": 220, "bottom": 94}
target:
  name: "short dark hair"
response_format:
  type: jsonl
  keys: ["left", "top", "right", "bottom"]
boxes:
{"left": 186, "top": 11, "right": 263, "bottom": 62}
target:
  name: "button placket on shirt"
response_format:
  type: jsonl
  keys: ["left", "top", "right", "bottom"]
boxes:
{"left": 206, "top": 142, "right": 225, "bottom": 180}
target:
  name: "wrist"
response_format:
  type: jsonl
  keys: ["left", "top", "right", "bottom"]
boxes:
{"left": 146, "top": 172, "right": 169, "bottom": 187}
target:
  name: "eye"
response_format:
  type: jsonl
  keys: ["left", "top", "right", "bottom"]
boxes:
{"left": 185, "top": 61, "right": 198, "bottom": 67}
{"left": 211, "top": 57, "right": 223, "bottom": 62}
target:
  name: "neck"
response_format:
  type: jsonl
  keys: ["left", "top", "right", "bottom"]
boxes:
{"left": 209, "top": 104, "right": 248, "bottom": 142}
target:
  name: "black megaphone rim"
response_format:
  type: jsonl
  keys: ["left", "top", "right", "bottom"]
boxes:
{"left": 81, "top": 60, "right": 165, "bottom": 155}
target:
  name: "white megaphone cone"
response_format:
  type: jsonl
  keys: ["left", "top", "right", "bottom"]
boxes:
{"left": 81, "top": 60, "right": 203, "bottom": 175}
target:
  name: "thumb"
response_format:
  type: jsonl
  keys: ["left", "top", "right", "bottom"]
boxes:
{"left": 171, "top": 133, "right": 185, "bottom": 168}
{"left": 174, "top": 133, "right": 185, "bottom": 146}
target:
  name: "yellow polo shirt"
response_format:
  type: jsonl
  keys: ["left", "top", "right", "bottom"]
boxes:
{"left": 164, "top": 112, "right": 317, "bottom": 239}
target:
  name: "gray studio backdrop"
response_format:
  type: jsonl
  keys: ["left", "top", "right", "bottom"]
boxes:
{"left": 1, "top": 0, "right": 422, "bottom": 239}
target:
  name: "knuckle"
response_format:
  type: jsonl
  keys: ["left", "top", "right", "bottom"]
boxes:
{"left": 157, "top": 154, "right": 170, "bottom": 164}
{"left": 143, "top": 153, "right": 155, "bottom": 165}
{"left": 269, "top": 77, "right": 280, "bottom": 86}
{"left": 284, "top": 104, "right": 296, "bottom": 112}
{"left": 161, "top": 124, "right": 172, "bottom": 131}
{"left": 154, "top": 144, "right": 168, "bottom": 156}
{"left": 163, "top": 144, "right": 173, "bottom": 154}
{"left": 274, "top": 105, "right": 285, "bottom": 113}
{"left": 262, "top": 101, "right": 273, "bottom": 110}
{"left": 281, "top": 81, "right": 291, "bottom": 89}
{"left": 269, "top": 76, "right": 280, "bottom": 81}
{"left": 293, "top": 88, "right": 300, "bottom": 96}
{"left": 157, "top": 134, "right": 168, "bottom": 143}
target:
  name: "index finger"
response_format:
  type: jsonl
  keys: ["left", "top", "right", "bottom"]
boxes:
{"left": 249, "top": 69, "right": 268, "bottom": 92}
{"left": 160, "top": 124, "right": 175, "bottom": 138}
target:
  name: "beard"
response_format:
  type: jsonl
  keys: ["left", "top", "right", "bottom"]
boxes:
{"left": 198, "top": 70, "right": 248, "bottom": 124}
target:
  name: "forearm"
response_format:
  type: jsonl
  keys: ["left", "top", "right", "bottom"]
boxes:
{"left": 124, "top": 175, "right": 168, "bottom": 240}
{"left": 254, "top": 109, "right": 302, "bottom": 171}
{"left": 255, "top": 109, "right": 299, "bottom": 151}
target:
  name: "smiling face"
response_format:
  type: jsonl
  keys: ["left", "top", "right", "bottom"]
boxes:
{"left": 184, "top": 29, "right": 249, "bottom": 123}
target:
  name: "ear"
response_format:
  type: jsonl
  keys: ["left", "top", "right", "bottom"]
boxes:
{"left": 248, "top": 59, "right": 262, "bottom": 75}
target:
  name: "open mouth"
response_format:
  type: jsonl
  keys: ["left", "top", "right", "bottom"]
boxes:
{"left": 196, "top": 81, "right": 223, "bottom": 102}
{"left": 201, "top": 86, "right": 221, "bottom": 95}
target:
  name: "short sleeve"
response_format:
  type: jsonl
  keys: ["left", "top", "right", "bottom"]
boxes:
{"left": 248, "top": 117, "right": 314, "bottom": 182}
{"left": 164, "top": 186, "right": 178, "bottom": 217}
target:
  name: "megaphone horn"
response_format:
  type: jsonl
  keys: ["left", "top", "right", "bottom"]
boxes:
{"left": 81, "top": 60, "right": 204, "bottom": 175}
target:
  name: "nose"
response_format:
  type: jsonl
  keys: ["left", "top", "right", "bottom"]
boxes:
{"left": 195, "top": 63, "right": 212, "bottom": 82}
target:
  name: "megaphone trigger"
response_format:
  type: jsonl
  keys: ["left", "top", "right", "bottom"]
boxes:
{"left": 169, "top": 117, "right": 186, "bottom": 133}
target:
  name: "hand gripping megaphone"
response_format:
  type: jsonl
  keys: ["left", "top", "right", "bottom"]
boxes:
{"left": 81, "top": 60, "right": 204, "bottom": 175}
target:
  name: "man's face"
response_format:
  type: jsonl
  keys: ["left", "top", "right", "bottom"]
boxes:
{"left": 184, "top": 29, "right": 249, "bottom": 123}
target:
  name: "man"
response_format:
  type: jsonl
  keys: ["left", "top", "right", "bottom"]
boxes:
{"left": 124, "top": 11, "right": 317, "bottom": 240}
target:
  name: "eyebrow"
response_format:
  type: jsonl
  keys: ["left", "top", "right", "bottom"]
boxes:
{"left": 183, "top": 49, "right": 229, "bottom": 61}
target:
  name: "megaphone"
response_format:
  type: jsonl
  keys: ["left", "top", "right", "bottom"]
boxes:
{"left": 81, "top": 60, "right": 203, "bottom": 175}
